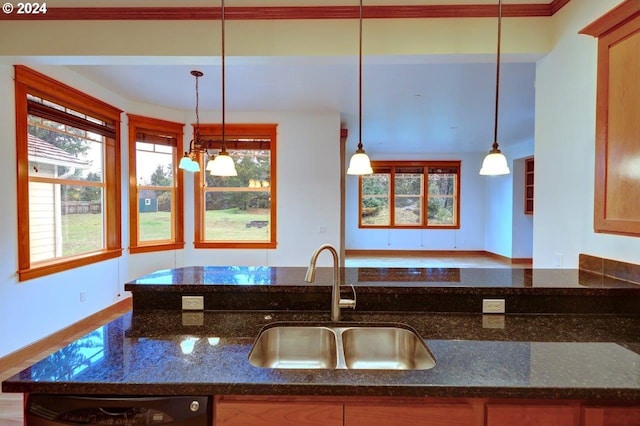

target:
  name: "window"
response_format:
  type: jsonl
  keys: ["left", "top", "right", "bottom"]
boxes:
{"left": 127, "top": 114, "right": 184, "bottom": 253}
{"left": 359, "top": 161, "right": 460, "bottom": 229}
{"left": 193, "top": 124, "right": 277, "bottom": 249}
{"left": 15, "top": 66, "right": 122, "bottom": 281}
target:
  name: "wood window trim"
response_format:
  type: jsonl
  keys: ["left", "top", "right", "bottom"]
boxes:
{"left": 358, "top": 160, "right": 461, "bottom": 230}
{"left": 192, "top": 123, "right": 277, "bottom": 249}
{"left": 127, "top": 114, "right": 185, "bottom": 254}
{"left": 580, "top": 1, "right": 640, "bottom": 236}
{"left": 15, "top": 65, "right": 123, "bottom": 281}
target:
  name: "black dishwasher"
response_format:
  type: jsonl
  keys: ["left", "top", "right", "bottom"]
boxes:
{"left": 25, "top": 395, "right": 210, "bottom": 426}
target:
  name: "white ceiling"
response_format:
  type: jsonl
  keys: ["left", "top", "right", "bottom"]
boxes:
{"left": 50, "top": 0, "right": 539, "bottom": 155}
{"left": 69, "top": 55, "right": 536, "bottom": 154}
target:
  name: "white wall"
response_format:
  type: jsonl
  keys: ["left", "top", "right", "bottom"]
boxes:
{"left": 0, "top": 65, "right": 129, "bottom": 358}
{"left": 533, "top": 0, "right": 640, "bottom": 268}
{"left": 0, "top": 64, "right": 342, "bottom": 358}
{"left": 346, "top": 152, "right": 487, "bottom": 251}
{"left": 483, "top": 139, "right": 534, "bottom": 259}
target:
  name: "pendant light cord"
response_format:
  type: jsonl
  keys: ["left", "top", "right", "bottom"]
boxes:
{"left": 357, "top": 0, "right": 363, "bottom": 151}
{"left": 221, "top": 0, "right": 226, "bottom": 151}
{"left": 492, "top": 0, "right": 502, "bottom": 151}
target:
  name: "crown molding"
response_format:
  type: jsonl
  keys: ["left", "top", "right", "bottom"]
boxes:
{"left": 0, "top": 1, "right": 572, "bottom": 21}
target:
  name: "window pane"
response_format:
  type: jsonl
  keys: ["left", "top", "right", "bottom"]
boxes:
{"left": 28, "top": 115, "right": 104, "bottom": 182}
{"left": 204, "top": 191, "right": 271, "bottom": 241}
{"left": 205, "top": 149, "right": 271, "bottom": 189}
{"left": 29, "top": 182, "right": 104, "bottom": 262}
{"left": 395, "top": 172, "right": 423, "bottom": 225}
{"left": 138, "top": 189, "right": 173, "bottom": 242}
{"left": 428, "top": 172, "right": 456, "bottom": 225}
{"left": 136, "top": 142, "right": 174, "bottom": 187}
{"left": 361, "top": 174, "right": 390, "bottom": 226}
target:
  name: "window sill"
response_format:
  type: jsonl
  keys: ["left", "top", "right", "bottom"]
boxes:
{"left": 18, "top": 249, "right": 123, "bottom": 282}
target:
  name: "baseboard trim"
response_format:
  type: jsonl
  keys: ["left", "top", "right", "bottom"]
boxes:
{"left": 484, "top": 251, "right": 533, "bottom": 265}
{"left": 0, "top": 297, "right": 131, "bottom": 373}
{"left": 345, "top": 249, "right": 532, "bottom": 264}
{"left": 345, "top": 249, "right": 488, "bottom": 257}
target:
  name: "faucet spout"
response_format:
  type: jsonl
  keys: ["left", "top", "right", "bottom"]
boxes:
{"left": 304, "top": 244, "right": 355, "bottom": 322}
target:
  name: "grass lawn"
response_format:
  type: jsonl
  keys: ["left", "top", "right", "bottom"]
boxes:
{"left": 61, "top": 208, "right": 271, "bottom": 254}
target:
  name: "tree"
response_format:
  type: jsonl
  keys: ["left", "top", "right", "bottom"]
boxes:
{"left": 28, "top": 116, "right": 91, "bottom": 157}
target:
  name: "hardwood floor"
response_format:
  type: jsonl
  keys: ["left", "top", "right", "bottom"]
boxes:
{"left": 345, "top": 251, "right": 532, "bottom": 268}
{"left": 0, "top": 299, "right": 132, "bottom": 426}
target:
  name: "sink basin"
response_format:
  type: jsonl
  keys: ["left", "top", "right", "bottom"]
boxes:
{"left": 248, "top": 323, "right": 435, "bottom": 370}
{"left": 341, "top": 326, "right": 436, "bottom": 370}
{"left": 248, "top": 326, "right": 338, "bottom": 369}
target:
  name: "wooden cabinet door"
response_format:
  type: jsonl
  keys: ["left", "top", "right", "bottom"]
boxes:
{"left": 583, "top": 406, "right": 640, "bottom": 426}
{"left": 486, "top": 404, "right": 578, "bottom": 426}
{"left": 215, "top": 400, "right": 343, "bottom": 426}
{"left": 345, "top": 402, "right": 483, "bottom": 426}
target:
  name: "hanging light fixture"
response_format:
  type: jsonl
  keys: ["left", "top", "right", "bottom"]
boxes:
{"left": 208, "top": 0, "right": 238, "bottom": 177}
{"left": 178, "top": 70, "right": 205, "bottom": 173}
{"left": 479, "top": 0, "right": 510, "bottom": 176}
{"left": 179, "top": 0, "right": 237, "bottom": 176}
{"left": 347, "top": 0, "right": 373, "bottom": 176}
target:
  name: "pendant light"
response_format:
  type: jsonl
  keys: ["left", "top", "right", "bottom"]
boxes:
{"left": 178, "top": 70, "right": 204, "bottom": 173}
{"left": 347, "top": 0, "right": 373, "bottom": 176}
{"left": 479, "top": 0, "right": 510, "bottom": 176}
{"left": 208, "top": 0, "right": 238, "bottom": 177}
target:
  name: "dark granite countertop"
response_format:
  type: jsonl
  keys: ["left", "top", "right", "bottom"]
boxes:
{"left": 4, "top": 310, "right": 640, "bottom": 401}
{"left": 125, "top": 267, "right": 640, "bottom": 314}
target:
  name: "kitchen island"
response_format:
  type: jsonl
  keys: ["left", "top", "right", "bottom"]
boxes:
{"left": 3, "top": 265, "right": 640, "bottom": 425}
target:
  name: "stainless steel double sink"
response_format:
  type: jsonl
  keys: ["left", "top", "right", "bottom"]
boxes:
{"left": 248, "top": 322, "right": 436, "bottom": 370}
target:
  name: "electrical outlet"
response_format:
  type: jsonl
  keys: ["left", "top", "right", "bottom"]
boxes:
{"left": 182, "top": 295, "right": 204, "bottom": 310}
{"left": 482, "top": 298, "right": 505, "bottom": 314}
{"left": 80, "top": 290, "right": 86, "bottom": 303}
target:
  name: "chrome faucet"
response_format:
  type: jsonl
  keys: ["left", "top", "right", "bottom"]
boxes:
{"left": 304, "top": 243, "right": 356, "bottom": 322}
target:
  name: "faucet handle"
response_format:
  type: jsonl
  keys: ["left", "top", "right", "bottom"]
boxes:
{"left": 339, "top": 283, "right": 357, "bottom": 309}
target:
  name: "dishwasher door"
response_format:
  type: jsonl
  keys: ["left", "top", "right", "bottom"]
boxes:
{"left": 25, "top": 395, "right": 210, "bottom": 426}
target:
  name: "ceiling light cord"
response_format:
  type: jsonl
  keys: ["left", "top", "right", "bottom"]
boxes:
{"left": 221, "top": 0, "right": 226, "bottom": 151}
{"left": 492, "top": 0, "right": 502, "bottom": 152}
{"left": 479, "top": 0, "right": 510, "bottom": 176}
{"left": 358, "top": 0, "right": 363, "bottom": 152}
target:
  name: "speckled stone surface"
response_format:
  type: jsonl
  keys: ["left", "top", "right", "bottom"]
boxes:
{"left": 4, "top": 310, "right": 640, "bottom": 401}
{"left": 125, "top": 267, "right": 640, "bottom": 314}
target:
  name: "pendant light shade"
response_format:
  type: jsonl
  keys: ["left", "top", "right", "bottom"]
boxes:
{"left": 208, "top": 149, "right": 237, "bottom": 176}
{"left": 347, "top": 149, "right": 373, "bottom": 175}
{"left": 480, "top": 150, "right": 510, "bottom": 175}
{"left": 347, "top": 0, "right": 373, "bottom": 176}
{"left": 480, "top": 0, "right": 510, "bottom": 176}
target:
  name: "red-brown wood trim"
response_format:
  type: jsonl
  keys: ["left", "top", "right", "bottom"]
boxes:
{"left": 127, "top": 114, "right": 185, "bottom": 253}
{"left": 0, "top": 3, "right": 571, "bottom": 21}
{"left": 193, "top": 123, "right": 277, "bottom": 249}
{"left": 549, "top": 0, "right": 572, "bottom": 15}
{"left": 18, "top": 249, "right": 123, "bottom": 282}
{"left": 579, "top": 0, "right": 640, "bottom": 38}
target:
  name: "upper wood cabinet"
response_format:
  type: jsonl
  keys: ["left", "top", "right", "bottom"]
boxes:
{"left": 580, "top": 1, "right": 640, "bottom": 236}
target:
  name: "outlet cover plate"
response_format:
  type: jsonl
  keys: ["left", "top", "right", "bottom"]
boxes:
{"left": 482, "top": 298, "right": 506, "bottom": 314}
{"left": 182, "top": 295, "right": 204, "bottom": 310}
